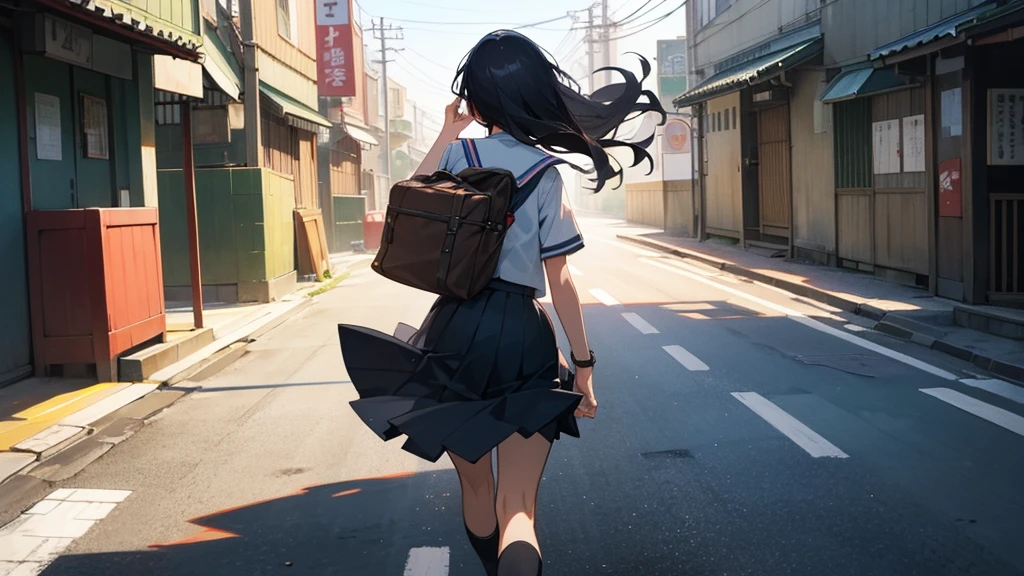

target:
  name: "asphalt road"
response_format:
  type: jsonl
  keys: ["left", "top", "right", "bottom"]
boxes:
{"left": 22, "top": 216, "right": 1024, "bottom": 576}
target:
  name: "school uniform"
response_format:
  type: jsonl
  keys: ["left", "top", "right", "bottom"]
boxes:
{"left": 338, "top": 132, "right": 585, "bottom": 465}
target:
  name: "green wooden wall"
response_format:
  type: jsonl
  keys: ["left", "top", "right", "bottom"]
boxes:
{"left": 0, "top": 29, "right": 31, "bottom": 378}
{"left": 159, "top": 167, "right": 296, "bottom": 287}
{"left": 23, "top": 54, "right": 147, "bottom": 210}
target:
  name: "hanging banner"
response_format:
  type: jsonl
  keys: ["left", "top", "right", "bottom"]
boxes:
{"left": 938, "top": 158, "right": 962, "bottom": 218}
{"left": 316, "top": 0, "right": 356, "bottom": 97}
{"left": 663, "top": 117, "right": 691, "bottom": 153}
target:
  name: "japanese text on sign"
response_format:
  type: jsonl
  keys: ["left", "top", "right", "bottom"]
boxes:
{"left": 988, "top": 89, "right": 1024, "bottom": 166}
{"left": 316, "top": 0, "right": 355, "bottom": 97}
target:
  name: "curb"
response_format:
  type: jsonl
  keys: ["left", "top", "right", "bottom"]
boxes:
{"left": 619, "top": 233, "right": 1024, "bottom": 386}
{"left": 0, "top": 259, "right": 362, "bottom": 493}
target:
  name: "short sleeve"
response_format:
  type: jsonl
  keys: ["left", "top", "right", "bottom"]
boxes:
{"left": 439, "top": 142, "right": 469, "bottom": 173}
{"left": 537, "top": 169, "right": 584, "bottom": 260}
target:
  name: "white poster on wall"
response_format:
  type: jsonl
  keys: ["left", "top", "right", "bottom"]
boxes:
{"left": 872, "top": 119, "right": 901, "bottom": 174}
{"left": 941, "top": 88, "right": 962, "bottom": 137}
{"left": 34, "top": 93, "right": 62, "bottom": 161}
{"left": 989, "top": 88, "right": 1024, "bottom": 166}
{"left": 663, "top": 153, "right": 693, "bottom": 181}
{"left": 902, "top": 114, "right": 925, "bottom": 172}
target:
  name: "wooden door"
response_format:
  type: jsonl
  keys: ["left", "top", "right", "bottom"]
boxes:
{"left": 757, "top": 104, "right": 792, "bottom": 236}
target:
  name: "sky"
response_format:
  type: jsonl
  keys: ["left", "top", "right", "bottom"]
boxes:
{"left": 354, "top": 0, "right": 689, "bottom": 139}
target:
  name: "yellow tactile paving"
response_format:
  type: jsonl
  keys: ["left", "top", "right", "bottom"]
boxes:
{"left": 0, "top": 383, "right": 119, "bottom": 451}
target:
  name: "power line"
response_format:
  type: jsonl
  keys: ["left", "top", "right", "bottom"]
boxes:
{"left": 404, "top": 47, "right": 452, "bottom": 71}
{"left": 360, "top": 13, "right": 572, "bottom": 27}
{"left": 615, "top": 0, "right": 675, "bottom": 31}
{"left": 616, "top": 0, "right": 656, "bottom": 24}
{"left": 608, "top": 0, "right": 685, "bottom": 40}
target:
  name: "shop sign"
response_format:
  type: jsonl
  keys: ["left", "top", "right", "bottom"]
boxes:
{"left": 44, "top": 15, "right": 93, "bottom": 68}
{"left": 316, "top": 0, "right": 356, "bottom": 97}
{"left": 938, "top": 158, "right": 962, "bottom": 218}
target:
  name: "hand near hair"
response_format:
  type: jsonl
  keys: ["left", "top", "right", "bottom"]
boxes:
{"left": 443, "top": 97, "right": 475, "bottom": 136}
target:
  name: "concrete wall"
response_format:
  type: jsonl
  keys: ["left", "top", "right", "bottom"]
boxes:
{"left": 822, "top": 0, "right": 987, "bottom": 66}
{"left": 789, "top": 69, "right": 836, "bottom": 260}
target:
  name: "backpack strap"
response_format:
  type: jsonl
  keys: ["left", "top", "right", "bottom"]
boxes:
{"left": 510, "top": 155, "right": 564, "bottom": 213}
{"left": 461, "top": 139, "right": 482, "bottom": 168}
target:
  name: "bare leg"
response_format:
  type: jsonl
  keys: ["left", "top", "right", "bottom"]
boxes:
{"left": 495, "top": 432, "right": 552, "bottom": 554}
{"left": 448, "top": 450, "right": 497, "bottom": 536}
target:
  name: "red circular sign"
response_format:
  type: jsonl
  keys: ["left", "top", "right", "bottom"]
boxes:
{"left": 663, "top": 119, "right": 690, "bottom": 153}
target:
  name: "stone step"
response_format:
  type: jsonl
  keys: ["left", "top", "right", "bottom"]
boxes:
{"left": 117, "top": 328, "right": 215, "bottom": 382}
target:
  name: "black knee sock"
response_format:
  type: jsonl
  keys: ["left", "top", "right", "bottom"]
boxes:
{"left": 497, "top": 541, "right": 542, "bottom": 576}
{"left": 465, "top": 524, "right": 499, "bottom": 576}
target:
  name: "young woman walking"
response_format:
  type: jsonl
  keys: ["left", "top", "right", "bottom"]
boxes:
{"left": 338, "top": 30, "right": 664, "bottom": 576}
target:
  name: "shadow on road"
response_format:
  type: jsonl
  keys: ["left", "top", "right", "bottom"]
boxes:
{"left": 41, "top": 470, "right": 485, "bottom": 576}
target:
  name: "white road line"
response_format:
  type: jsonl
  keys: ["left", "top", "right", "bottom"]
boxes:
{"left": 921, "top": 388, "right": 1024, "bottom": 437}
{"left": 622, "top": 312, "right": 659, "bottom": 334}
{"left": 568, "top": 263, "right": 584, "bottom": 276}
{"left": 0, "top": 489, "right": 132, "bottom": 574}
{"left": 640, "top": 258, "right": 958, "bottom": 381}
{"left": 731, "top": 392, "right": 849, "bottom": 458}
{"left": 663, "top": 345, "right": 709, "bottom": 371}
{"left": 403, "top": 546, "right": 450, "bottom": 576}
{"left": 959, "top": 378, "right": 1024, "bottom": 405}
{"left": 589, "top": 288, "right": 621, "bottom": 306}
{"left": 591, "top": 236, "right": 661, "bottom": 257}
{"left": 844, "top": 324, "right": 869, "bottom": 332}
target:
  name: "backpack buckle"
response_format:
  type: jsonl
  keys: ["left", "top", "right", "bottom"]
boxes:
{"left": 506, "top": 212, "right": 515, "bottom": 228}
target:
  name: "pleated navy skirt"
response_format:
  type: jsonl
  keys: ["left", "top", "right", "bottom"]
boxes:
{"left": 337, "top": 279, "right": 582, "bottom": 464}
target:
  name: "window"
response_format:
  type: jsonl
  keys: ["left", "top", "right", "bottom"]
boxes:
{"left": 717, "top": 111, "right": 722, "bottom": 132}
{"left": 277, "top": 0, "right": 294, "bottom": 42}
{"left": 695, "top": 0, "right": 731, "bottom": 29}
{"left": 724, "top": 109, "right": 730, "bottom": 131}
{"left": 732, "top": 107, "right": 737, "bottom": 130}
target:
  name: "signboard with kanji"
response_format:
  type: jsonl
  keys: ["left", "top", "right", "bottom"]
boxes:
{"left": 316, "top": 0, "right": 356, "bottom": 97}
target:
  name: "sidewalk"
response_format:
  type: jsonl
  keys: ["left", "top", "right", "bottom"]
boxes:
{"left": 618, "top": 228, "right": 1024, "bottom": 386}
{"left": 0, "top": 253, "right": 373, "bottom": 488}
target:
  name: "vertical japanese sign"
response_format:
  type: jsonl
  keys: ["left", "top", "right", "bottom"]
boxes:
{"left": 988, "top": 89, "right": 1024, "bottom": 166}
{"left": 317, "top": 0, "right": 356, "bottom": 97}
{"left": 656, "top": 39, "right": 688, "bottom": 107}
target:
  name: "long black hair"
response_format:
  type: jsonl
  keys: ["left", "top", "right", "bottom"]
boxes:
{"left": 453, "top": 29, "right": 666, "bottom": 192}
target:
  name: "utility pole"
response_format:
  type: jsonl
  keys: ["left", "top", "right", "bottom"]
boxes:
{"left": 370, "top": 18, "right": 403, "bottom": 190}
{"left": 601, "top": 0, "right": 610, "bottom": 87}
{"left": 586, "top": 6, "right": 596, "bottom": 92}
{"left": 239, "top": 0, "right": 261, "bottom": 167}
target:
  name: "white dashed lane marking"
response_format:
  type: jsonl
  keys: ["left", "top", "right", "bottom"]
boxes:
{"left": 731, "top": 392, "right": 849, "bottom": 458}
{"left": 640, "top": 257, "right": 958, "bottom": 381}
{"left": 921, "top": 388, "right": 1024, "bottom": 437}
{"left": 403, "top": 546, "right": 450, "bottom": 576}
{"left": 959, "top": 378, "right": 1024, "bottom": 405}
{"left": 663, "top": 345, "right": 709, "bottom": 371}
{"left": 0, "top": 489, "right": 132, "bottom": 575}
{"left": 568, "top": 263, "right": 584, "bottom": 276}
{"left": 588, "top": 288, "right": 621, "bottom": 306}
{"left": 622, "top": 312, "right": 659, "bottom": 334}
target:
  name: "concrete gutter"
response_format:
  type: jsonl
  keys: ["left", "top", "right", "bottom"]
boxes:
{"left": 619, "top": 234, "right": 1024, "bottom": 386}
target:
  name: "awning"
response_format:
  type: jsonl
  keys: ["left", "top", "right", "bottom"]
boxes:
{"left": 673, "top": 37, "right": 822, "bottom": 108}
{"left": 870, "top": 2, "right": 995, "bottom": 61}
{"left": 820, "top": 65, "right": 916, "bottom": 104}
{"left": 39, "top": 0, "right": 201, "bottom": 60}
{"left": 201, "top": 23, "right": 241, "bottom": 101}
{"left": 344, "top": 123, "right": 379, "bottom": 147}
{"left": 958, "top": 1, "right": 1024, "bottom": 39}
{"left": 259, "top": 81, "right": 331, "bottom": 130}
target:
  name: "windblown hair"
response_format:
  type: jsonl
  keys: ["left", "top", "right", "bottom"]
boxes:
{"left": 453, "top": 29, "right": 666, "bottom": 192}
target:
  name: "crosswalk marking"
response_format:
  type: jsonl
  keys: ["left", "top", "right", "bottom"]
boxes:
{"left": 622, "top": 312, "right": 659, "bottom": 334}
{"left": 731, "top": 392, "right": 849, "bottom": 458}
{"left": 663, "top": 345, "right": 709, "bottom": 371}
{"left": 589, "top": 288, "right": 620, "bottom": 306}
{"left": 959, "top": 379, "right": 1024, "bottom": 405}
{"left": 0, "top": 489, "right": 132, "bottom": 575}
{"left": 921, "top": 388, "right": 1024, "bottom": 438}
{"left": 403, "top": 546, "right": 450, "bottom": 576}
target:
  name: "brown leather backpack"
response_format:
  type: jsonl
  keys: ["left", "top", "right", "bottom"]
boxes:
{"left": 371, "top": 139, "right": 562, "bottom": 300}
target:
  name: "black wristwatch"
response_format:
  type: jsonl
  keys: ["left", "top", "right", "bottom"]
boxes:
{"left": 571, "top": 349, "right": 596, "bottom": 369}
